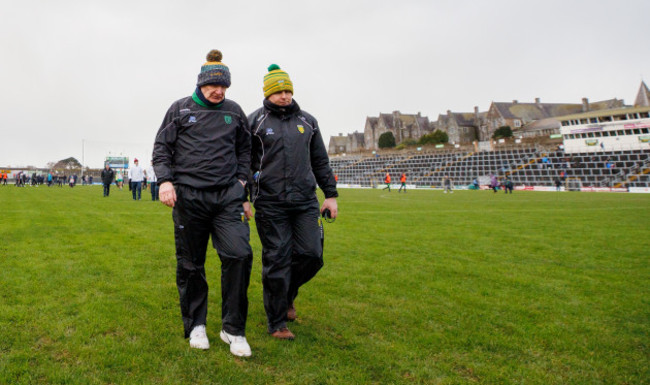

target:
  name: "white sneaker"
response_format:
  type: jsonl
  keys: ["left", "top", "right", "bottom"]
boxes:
{"left": 189, "top": 325, "right": 210, "bottom": 350}
{"left": 220, "top": 330, "right": 252, "bottom": 357}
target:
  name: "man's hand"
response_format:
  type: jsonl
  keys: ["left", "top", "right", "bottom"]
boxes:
{"left": 159, "top": 182, "right": 177, "bottom": 208}
{"left": 320, "top": 197, "right": 338, "bottom": 219}
{"left": 243, "top": 201, "right": 252, "bottom": 220}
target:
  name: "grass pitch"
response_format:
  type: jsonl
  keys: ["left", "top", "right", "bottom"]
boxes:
{"left": 0, "top": 185, "right": 648, "bottom": 384}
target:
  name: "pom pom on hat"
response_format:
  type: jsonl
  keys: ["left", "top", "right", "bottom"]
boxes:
{"left": 263, "top": 64, "right": 293, "bottom": 98}
{"left": 206, "top": 49, "right": 223, "bottom": 62}
{"left": 197, "top": 49, "right": 231, "bottom": 87}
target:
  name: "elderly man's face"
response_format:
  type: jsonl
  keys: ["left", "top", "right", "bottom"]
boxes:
{"left": 268, "top": 90, "right": 292, "bottom": 107}
{"left": 200, "top": 84, "right": 227, "bottom": 104}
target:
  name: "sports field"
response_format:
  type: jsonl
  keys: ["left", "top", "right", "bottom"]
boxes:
{"left": 0, "top": 185, "right": 648, "bottom": 384}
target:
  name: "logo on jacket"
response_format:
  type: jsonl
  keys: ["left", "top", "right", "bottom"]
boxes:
{"left": 224, "top": 115, "right": 232, "bottom": 124}
{"left": 188, "top": 116, "right": 197, "bottom": 123}
{"left": 265, "top": 128, "right": 275, "bottom": 135}
{"left": 297, "top": 125, "right": 305, "bottom": 134}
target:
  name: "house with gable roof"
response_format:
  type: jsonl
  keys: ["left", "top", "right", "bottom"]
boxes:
{"left": 363, "top": 111, "right": 433, "bottom": 150}
{"left": 482, "top": 97, "right": 625, "bottom": 141}
{"left": 435, "top": 107, "right": 487, "bottom": 144}
{"left": 328, "top": 131, "right": 365, "bottom": 154}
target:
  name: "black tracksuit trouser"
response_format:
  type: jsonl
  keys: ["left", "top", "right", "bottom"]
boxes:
{"left": 254, "top": 199, "right": 324, "bottom": 333}
{"left": 172, "top": 182, "right": 253, "bottom": 338}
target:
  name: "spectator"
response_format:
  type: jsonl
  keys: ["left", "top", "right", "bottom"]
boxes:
{"left": 145, "top": 161, "right": 158, "bottom": 201}
{"left": 100, "top": 163, "right": 115, "bottom": 197}
{"left": 128, "top": 158, "right": 144, "bottom": 200}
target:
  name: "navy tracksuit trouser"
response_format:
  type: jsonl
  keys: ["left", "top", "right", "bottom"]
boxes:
{"left": 172, "top": 182, "right": 253, "bottom": 338}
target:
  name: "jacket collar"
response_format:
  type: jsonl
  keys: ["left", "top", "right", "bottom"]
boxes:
{"left": 264, "top": 99, "right": 300, "bottom": 119}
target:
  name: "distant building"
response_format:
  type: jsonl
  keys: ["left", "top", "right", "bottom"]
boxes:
{"left": 328, "top": 82, "right": 641, "bottom": 152}
{"left": 435, "top": 107, "right": 486, "bottom": 144}
{"left": 481, "top": 97, "right": 625, "bottom": 141}
{"left": 634, "top": 81, "right": 650, "bottom": 107}
{"left": 328, "top": 131, "right": 365, "bottom": 154}
{"left": 363, "top": 111, "right": 433, "bottom": 150}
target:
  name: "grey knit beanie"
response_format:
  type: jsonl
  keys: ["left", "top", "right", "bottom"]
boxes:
{"left": 197, "top": 49, "right": 231, "bottom": 87}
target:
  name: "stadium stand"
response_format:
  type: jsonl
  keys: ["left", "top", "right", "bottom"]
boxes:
{"left": 330, "top": 147, "right": 650, "bottom": 189}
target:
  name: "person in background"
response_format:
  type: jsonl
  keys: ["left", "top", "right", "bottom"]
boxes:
{"left": 128, "top": 158, "right": 144, "bottom": 200}
{"left": 153, "top": 49, "right": 253, "bottom": 357}
{"left": 383, "top": 172, "right": 391, "bottom": 192}
{"left": 504, "top": 175, "right": 513, "bottom": 194}
{"left": 398, "top": 173, "right": 407, "bottom": 193}
{"left": 145, "top": 161, "right": 158, "bottom": 201}
{"left": 116, "top": 171, "right": 123, "bottom": 190}
{"left": 101, "top": 163, "right": 115, "bottom": 197}
{"left": 249, "top": 64, "right": 338, "bottom": 340}
{"left": 490, "top": 174, "right": 499, "bottom": 193}
{"left": 443, "top": 174, "right": 453, "bottom": 193}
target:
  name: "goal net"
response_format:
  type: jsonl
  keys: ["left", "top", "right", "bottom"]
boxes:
{"left": 565, "top": 177, "right": 582, "bottom": 192}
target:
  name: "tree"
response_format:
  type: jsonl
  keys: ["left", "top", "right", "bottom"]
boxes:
{"left": 53, "top": 157, "right": 82, "bottom": 172}
{"left": 418, "top": 130, "right": 449, "bottom": 145}
{"left": 378, "top": 131, "right": 396, "bottom": 149}
{"left": 492, "top": 126, "right": 513, "bottom": 139}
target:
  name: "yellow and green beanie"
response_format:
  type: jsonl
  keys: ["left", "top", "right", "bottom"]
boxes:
{"left": 263, "top": 64, "right": 293, "bottom": 98}
{"left": 197, "top": 49, "right": 231, "bottom": 87}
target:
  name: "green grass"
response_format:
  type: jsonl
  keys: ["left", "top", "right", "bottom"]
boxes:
{"left": 0, "top": 185, "right": 648, "bottom": 384}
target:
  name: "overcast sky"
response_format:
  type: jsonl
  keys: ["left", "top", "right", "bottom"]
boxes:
{"left": 1, "top": 0, "right": 648, "bottom": 168}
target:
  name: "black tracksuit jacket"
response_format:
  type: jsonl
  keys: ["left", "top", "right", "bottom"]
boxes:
{"left": 248, "top": 99, "right": 337, "bottom": 203}
{"left": 152, "top": 96, "right": 251, "bottom": 189}
{"left": 100, "top": 168, "right": 114, "bottom": 185}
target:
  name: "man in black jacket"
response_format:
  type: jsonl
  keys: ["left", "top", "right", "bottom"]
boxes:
{"left": 249, "top": 64, "right": 338, "bottom": 340}
{"left": 152, "top": 50, "right": 253, "bottom": 357}
{"left": 100, "top": 163, "right": 114, "bottom": 197}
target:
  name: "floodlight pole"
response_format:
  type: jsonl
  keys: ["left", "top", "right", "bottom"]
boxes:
{"left": 81, "top": 139, "right": 85, "bottom": 178}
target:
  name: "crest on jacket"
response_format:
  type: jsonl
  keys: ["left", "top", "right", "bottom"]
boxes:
{"left": 224, "top": 115, "right": 232, "bottom": 124}
{"left": 297, "top": 125, "right": 305, "bottom": 134}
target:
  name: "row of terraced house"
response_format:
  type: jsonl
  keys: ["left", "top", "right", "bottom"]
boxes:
{"left": 328, "top": 81, "right": 650, "bottom": 154}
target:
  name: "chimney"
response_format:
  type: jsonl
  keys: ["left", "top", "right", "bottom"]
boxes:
{"left": 535, "top": 97, "right": 541, "bottom": 104}
{"left": 338, "top": 133, "right": 343, "bottom": 136}
{"left": 582, "top": 98, "right": 590, "bottom": 112}
{"left": 512, "top": 100, "right": 518, "bottom": 104}
{"left": 447, "top": 109, "right": 452, "bottom": 118}
{"left": 474, "top": 106, "right": 479, "bottom": 121}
